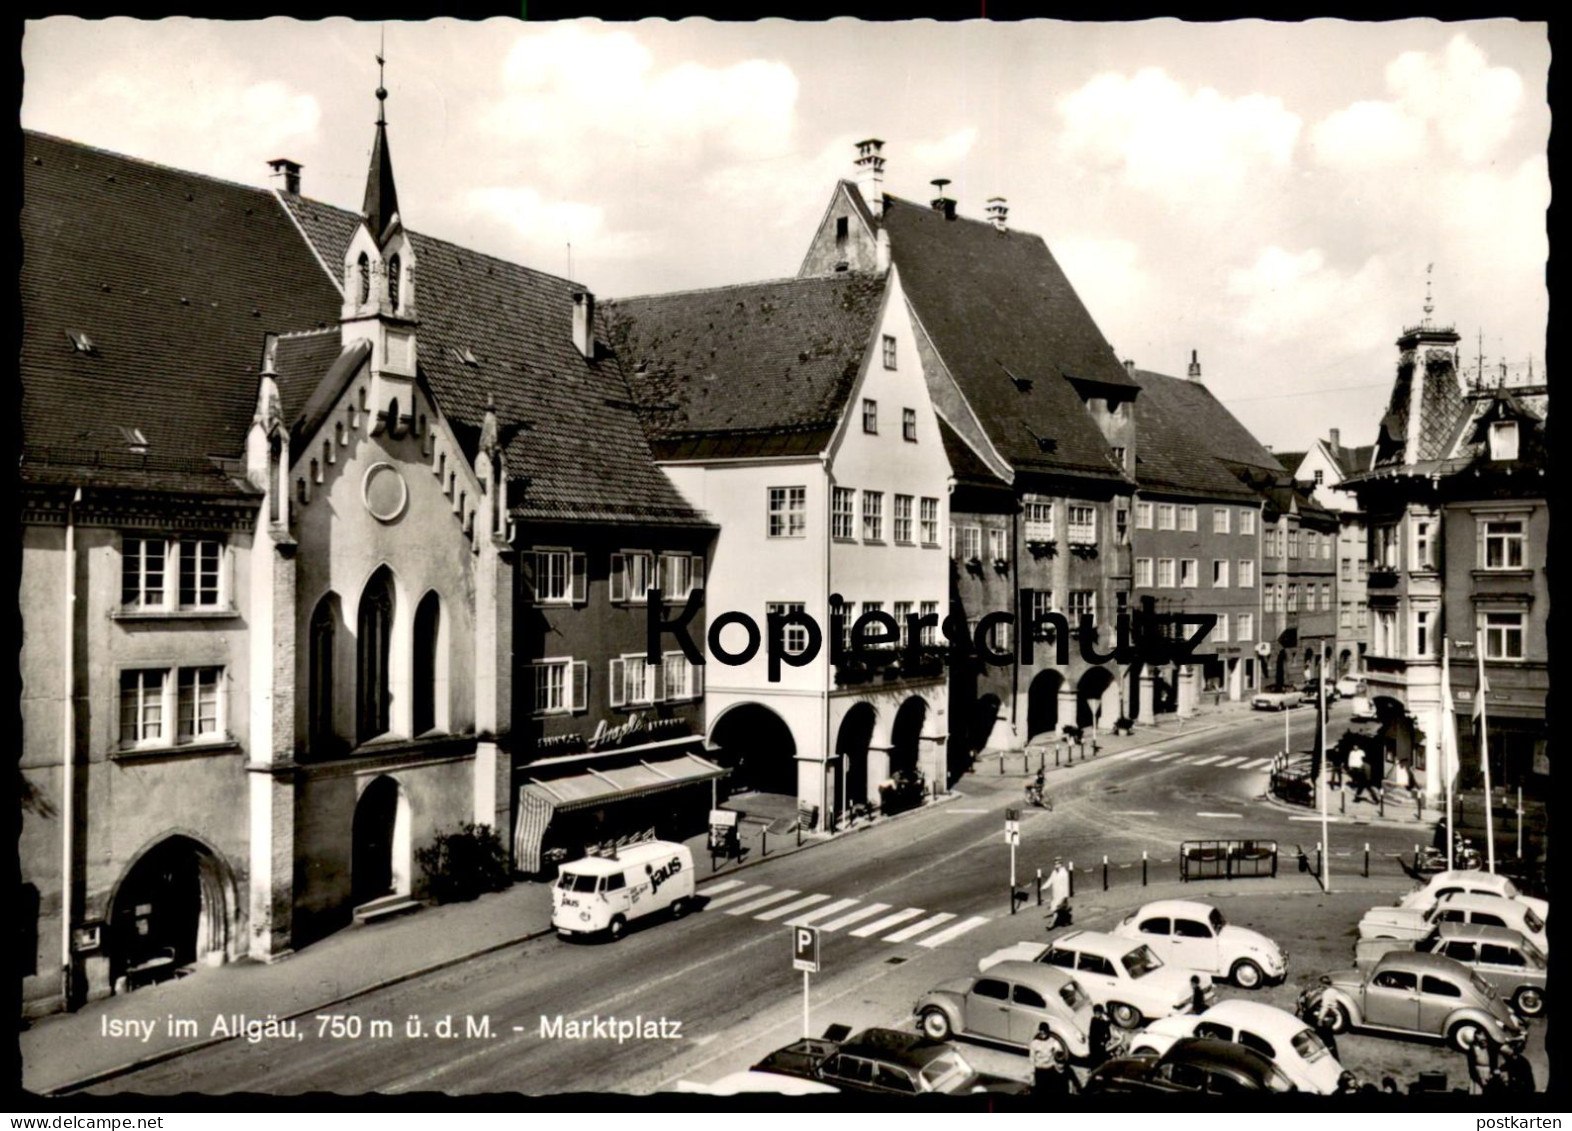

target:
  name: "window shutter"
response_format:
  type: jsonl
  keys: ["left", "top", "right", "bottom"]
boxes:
{"left": 520, "top": 552, "right": 538, "bottom": 604}
{"left": 608, "top": 658, "right": 626, "bottom": 708}
{"left": 692, "top": 659, "right": 703, "bottom": 699}
{"left": 572, "top": 661, "right": 588, "bottom": 712}
{"left": 610, "top": 554, "right": 626, "bottom": 603}
{"left": 691, "top": 555, "right": 705, "bottom": 590}
{"left": 571, "top": 553, "right": 587, "bottom": 604}
{"left": 651, "top": 661, "right": 665, "bottom": 704}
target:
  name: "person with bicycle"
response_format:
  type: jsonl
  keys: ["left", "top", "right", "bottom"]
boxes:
{"left": 1025, "top": 767, "right": 1051, "bottom": 808}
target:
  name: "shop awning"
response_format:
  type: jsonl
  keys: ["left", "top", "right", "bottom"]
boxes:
{"left": 513, "top": 742, "right": 729, "bottom": 873}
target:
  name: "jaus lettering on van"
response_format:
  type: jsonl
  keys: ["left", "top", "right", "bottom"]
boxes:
{"left": 649, "top": 855, "right": 683, "bottom": 895}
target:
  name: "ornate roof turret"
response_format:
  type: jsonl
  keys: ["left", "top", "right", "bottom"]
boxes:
{"left": 361, "top": 50, "right": 401, "bottom": 247}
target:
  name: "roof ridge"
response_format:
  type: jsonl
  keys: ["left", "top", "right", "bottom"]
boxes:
{"left": 611, "top": 272, "right": 877, "bottom": 305}
{"left": 882, "top": 191, "right": 1039, "bottom": 239}
{"left": 25, "top": 128, "right": 282, "bottom": 200}
{"left": 275, "top": 327, "right": 340, "bottom": 340}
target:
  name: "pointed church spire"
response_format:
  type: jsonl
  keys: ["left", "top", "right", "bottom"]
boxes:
{"left": 362, "top": 44, "right": 401, "bottom": 246}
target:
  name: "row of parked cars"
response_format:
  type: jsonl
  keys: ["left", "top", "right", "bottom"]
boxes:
{"left": 1252, "top": 676, "right": 1375, "bottom": 720}
{"left": 688, "top": 875, "right": 1548, "bottom": 1097}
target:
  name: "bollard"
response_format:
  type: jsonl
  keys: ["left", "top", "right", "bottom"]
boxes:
{"left": 1340, "top": 790, "right": 1346, "bottom": 815}
{"left": 1271, "top": 846, "right": 1278, "bottom": 879}
{"left": 1315, "top": 842, "right": 1323, "bottom": 877}
{"left": 1023, "top": 753, "right": 1030, "bottom": 774}
{"left": 1379, "top": 791, "right": 1385, "bottom": 819}
{"left": 762, "top": 828, "right": 769, "bottom": 857}
{"left": 1068, "top": 862, "right": 1076, "bottom": 897}
{"left": 1036, "top": 867, "right": 1043, "bottom": 906}
{"left": 1415, "top": 792, "right": 1423, "bottom": 821}
{"left": 999, "top": 752, "right": 1005, "bottom": 775}
{"left": 1055, "top": 745, "right": 1061, "bottom": 768}
{"left": 1364, "top": 842, "right": 1370, "bottom": 878}
{"left": 1103, "top": 855, "right": 1109, "bottom": 891}
{"left": 1142, "top": 850, "right": 1148, "bottom": 886}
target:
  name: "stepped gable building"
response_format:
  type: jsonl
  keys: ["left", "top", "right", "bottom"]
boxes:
{"left": 1127, "top": 359, "right": 1267, "bottom": 713}
{"left": 797, "top": 141, "right": 1138, "bottom": 761}
{"left": 1343, "top": 308, "right": 1550, "bottom": 803}
{"left": 1285, "top": 430, "right": 1378, "bottom": 679}
{"left": 609, "top": 270, "right": 952, "bottom": 828}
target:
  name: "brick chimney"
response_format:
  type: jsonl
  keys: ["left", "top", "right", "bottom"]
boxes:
{"left": 1124, "top": 358, "right": 1135, "bottom": 377}
{"left": 930, "top": 179, "right": 956, "bottom": 221}
{"left": 1328, "top": 427, "right": 1341, "bottom": 453}
{"left": 267, "top": 158, "right": 302, "bottom": 196}
{"left": 1187, "top": 349, "right": 1202, "bottom": 381}
{"left": 986, "top": 197, "right": 1008, "bottom": 232}
{"left": 854, "top": 139, "right": 886, "bottom": 220}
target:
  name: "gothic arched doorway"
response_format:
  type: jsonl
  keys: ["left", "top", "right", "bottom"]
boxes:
{"left": 109, "top": 835, "right": 231, "bottom": 988}
{"left": 353, "top": 775, "right": 409, "bottom": 906}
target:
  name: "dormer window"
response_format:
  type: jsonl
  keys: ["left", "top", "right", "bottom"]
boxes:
{"left": 65, "top": 329, "right": 97, "bottom": 355}
{"left": 357, "top": 253, "right": 371, "bottom": 305}
{"left": 1489, "top": 420, "right": 1519, "bottom": 461}
{"left": 388, "top": 253, "right": 401, "bottom": 310}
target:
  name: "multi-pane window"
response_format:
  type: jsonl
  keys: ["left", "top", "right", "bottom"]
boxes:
{"left": 1115, "top": 505, "right": 1129, "bottom": 543}
{"left": 1157, "top": 504, "right": 1176, "bottom": 531}
{"left": 1180, "top": 559, "right": 1198, "bottom": 588}
{"left": 1213, "top": 508, "right": 1231, "bottom": 534}
{"left": 178, "top": 666, "right": 222, "bottom": 741}
{"left": 1286, "top": 584, "right": 1298, "bottom": 612}
{"left": 767, "top": 601, "right": 809, "bottom": 655}
{"left": 768, "top": 487, "right": 807, "bottom": 538}
{"left": 1373, "top": 524, "right": 1399, "bottom": 568}
{"left": 1374, "top": 609, "right": 1397, "bottom": 656}
{"left": 1025, "top": 501, "right": 1055, "bottom": 542}
{"left": 882, "top": 334, "right": 897, "bottom": 370}
{"left": 1341, "top": 557, "right": 1353, "bottom": 582}
{"left": 1068, "top": 504, "right": 1097, "bottom": 544}
{"left": 1213, "top": 560, "right": 1229, "bottom": 587}
{"left": 1215, "top": 614, "right": 1229, "bottom": 643}
{"left": 862, "top": 398, "right": 878, "bottom": 434}
{"left": 1264, "top": 586, "right": 1277, "bottom": 613}
{"left": 920, "top": 498, "right": 940, "bottom": 544}
{"left": 122, "top": 536, "right": 226, "bottom": 610}
{"left": 1340, "top": 602, "right": 1353, "bottom": 630}
{"left": 120, "top": 669, "right": 167, "bottom": 747}
{"left": 902, "top": 408, "right": 917, "bottom": 442}
{"left": 1322, "top": 536, "right": 1332, "bottom": 560}
{"left": 1239, "top": 509, "right": 1257, "bottom": 536}
{"left": 1483, "top": 612, "right": 1525, "bottom": 660}
{"left": 1483, "top": 520, "right": 1525, "bottom": 569}
{"left": 1135, "top": 502, "right": 1153, "bottom": 529}
{"left": 988, "top": 618, "right": 1012, "bottom": 652}
{"left": 617, "top": 654, "right": 657, "bottom": 705}
{"left": 1237, "top": 613, "right": 1253, "bottom": 641}
{"left": 1321, "top": 583, "right": 1331, "bottom": 611}
{"left": 661, "top": 553, "right": 703, "bottom": 599}
{"left": 1030, "top": 590, "right": 1056, "bottom": 638}
{"left": 1068, "top": 590, "right": 1095, "bottom": 624}
{"left": 1357, "top": 603, "right": 1368, "bottom": 629}
{"left": 1178, "top": 505, "right": 1198, "bottom": 532}
{"left": 1358, "top": 560, "right": 1369, "bottom": 581}
{"left": 1489, "top": 421, "right": 1519, "bottom": 461}
{"left": 1135, "top": 558, "right": 1154, "bottom": 587}
{"left": 663, "top": 652, "right": 700, "bottom": 700}
{"left": 837, "top": 601, "right": 857, "bottom": 652}
{"left": 1157, "top": 559, "right": 1176, "bottom": 588}
{"left": 894, "top": 495, "right": 915, "bottom": 544}
{"left": 863, "top": 491, "right": 885, "bottom": 541}
{"left": 919, "top": 601, "right": 939, "bottom": 646}
{"left": 535, "top": 549, "right": 573, "bottom": 603}
{"left": 893, "top": 601, "right": 913, "bottom": 647}
{"left": 1288, "top": 529, "right": 1300, "bottom": 558}
{"left": 988, "top": 527, "right": 1007, "bottom": 562}
{"left": 1413, "top": 520, "right": 1436, "bottom": 571}
{"left": 624, "top": 552, "right": 654, "bottom": 602}
{"left": 1414, "top": 609, "right": 1434, "bottom": 657}
{"left": 861, "top": 601, "right": 886, "bottom": 650}
{"left": 958, "top": 525, "right": 981, "bottom": 561}
{"left": 833, "top": 487, "right": 856, "bottom": 540}
{"left": 1238, "top": 559, "right": 1255, "bottom": 587}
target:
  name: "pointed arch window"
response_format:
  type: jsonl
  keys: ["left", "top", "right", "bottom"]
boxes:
{"left": 388, "top": 253, "right": 402, "bottom": 311}
{"left": 356, "top": 569, "right": 394, "bottom": 742}
{"left": 357, "top": 253, "right": 371, "bottom": 305}
{"left": 412, "top": 591, "right": 442, "bottom": 735}
{"left": 309, "top": 594, "right": 340, "bottom": 753}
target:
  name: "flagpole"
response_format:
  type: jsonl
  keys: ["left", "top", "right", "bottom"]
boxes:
{"left": 1443, "top": 638, "right": 1455, "bottom": 872}
{"left": 1477, "top": 630, "right": 1496, "bottom": 873}
{"left": 1319, "top": 643, "right": 1330, "bottom": 890}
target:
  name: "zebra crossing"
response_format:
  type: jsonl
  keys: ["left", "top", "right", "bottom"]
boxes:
{"left": 696, "top": 880, "right": 990, "bottom": 949}
{"left": 1119, "top": 749, "right": 1276, "bottom": 772}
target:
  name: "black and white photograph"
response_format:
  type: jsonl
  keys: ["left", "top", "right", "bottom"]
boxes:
{"left": 15, "top": 14, "right": 1552, "bottom": 1109}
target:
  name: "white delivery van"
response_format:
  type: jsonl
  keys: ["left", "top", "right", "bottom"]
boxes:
{"left": 551, "top": 840, "right": 695, "bottom": 940}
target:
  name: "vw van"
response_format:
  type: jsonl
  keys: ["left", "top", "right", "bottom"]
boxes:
{"left": 552, "top": 840, "right": 695, "bottom": 941}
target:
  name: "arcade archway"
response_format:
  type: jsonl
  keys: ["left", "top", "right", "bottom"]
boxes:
{"left": 1027, "top": 670, "right": 1064, "bottom": 740}
{"left": 1077, "top": 667, "right": 1116, "bottom": 729}
{"left": 889, "top": 697, "right": 928, "bottom": 779}
{"left": 835, "top": 703, "right": 877, "bottom": 807}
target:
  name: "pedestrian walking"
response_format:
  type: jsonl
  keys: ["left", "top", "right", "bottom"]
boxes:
{"left": 1348, "top": 745, "right": 1370, "bottom": 802}
{"left": 1189, "top": 974, "right": 1207, "bottom": 1014}
{"left": 1087, "top": 1004, "right": 1113, "bottom": 1070}
{"left": 1044, "top": 858, "right": 1072, "bottom": 928}
{"left": 1029, "top": 1023, "right": 1062, "bottom": 1096}
{"left": 1464, "top": 1028, "right": 1498, "bottom": 1095}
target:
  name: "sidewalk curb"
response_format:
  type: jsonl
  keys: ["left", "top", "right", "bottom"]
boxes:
{"left": 45, "top": 789, "right": 962, "bottom": 1097}
{"left": 1258, "top": 788, "right": 1437, "bottom": 832}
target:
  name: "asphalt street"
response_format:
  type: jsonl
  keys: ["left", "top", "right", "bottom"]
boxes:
{"left": 91, "top": 702, "right": 1542, "bottom": 1096}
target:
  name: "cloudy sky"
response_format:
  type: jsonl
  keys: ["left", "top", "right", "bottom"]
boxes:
{"left": 22, "top": 17, "right": 1548, "bottom": 453}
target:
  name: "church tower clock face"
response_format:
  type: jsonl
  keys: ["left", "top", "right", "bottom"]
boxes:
{"left": 362, "top": 462, "right": 408, "bottom": 523}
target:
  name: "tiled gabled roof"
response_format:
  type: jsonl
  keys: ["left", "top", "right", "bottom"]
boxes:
{"left": 879, "top": 196, "right": 1133, "bottom": 480}
{"left": 939, "top": 416, "right": 1009, "bottom": 489}
{"left": 20, "top": 131, "right": 343, "bottom": 496}
{"left": 275, "top": 195, "right": 704, "bottom": 525}
{"left": 1125, "top": 369, "right": 1281, "bottom": 475}
{"left": 1128, "top": 369, "right": 1259, "bottom": 501}
{"left": 1326, "top": 441, "right": 1376, "bottom": 479}
{"left": 604, "top": 274, "right": 888, "bottom": 462}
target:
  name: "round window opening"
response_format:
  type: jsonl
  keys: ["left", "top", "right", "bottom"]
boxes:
{"left": 363, "top": 463, "right": 408, "bottom": 523}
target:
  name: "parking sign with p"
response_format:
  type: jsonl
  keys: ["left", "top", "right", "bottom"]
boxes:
{"left": 792, "top": 925, "right": 820, "bottom": 972}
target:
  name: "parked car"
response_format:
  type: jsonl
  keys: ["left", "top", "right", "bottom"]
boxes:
{"left": 1348, "top": 694, "right": 1377, "bottom": 721}
{"left": 1300, "top": 679, "right": 1339, "bottom": 702}
{"left": 1335, "top": 676, "right": 1365, "bottom": 699}
{"left": 914, "top": 960, "right": 1095, "bottom": 1061}
{"left": 1083, "top": 1037, "right": 1297, "bottom": 1096}
{"left": 979, "top": 929, "right": 1215, "bottom": 1029}
{"left": 1299, "top": 951, "right": 1527, "bottom": 1051}
{"left": 1252, "top": 686, "right": 1304, "bottom": 711}
{"left": 1355, "top": 923, "right": 1547, "bottom": 1018}
{"left": 752, "top": 1027, "right": 1031, "bottom": 1096}
{"left": 1126, "top": 1000, "right": 1342, "bottom": 1094}
{"left": 1358, "top": 892, "right": 1548, "bottom": 954}
{"left": 1395, "top": 870, "right": 1549, "bottom": 922}
{"left": 1111, "top": 900, "right": 1288, "bottom": 989}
